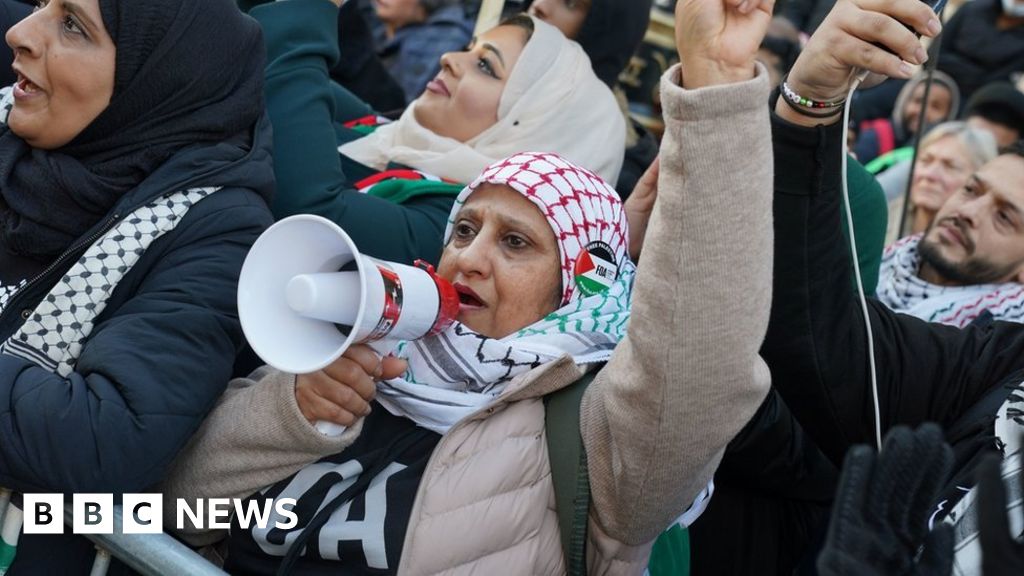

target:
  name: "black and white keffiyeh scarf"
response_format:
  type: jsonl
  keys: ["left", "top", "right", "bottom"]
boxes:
{"left": 877, "top": 235, "right": 1024, "bottom": 327}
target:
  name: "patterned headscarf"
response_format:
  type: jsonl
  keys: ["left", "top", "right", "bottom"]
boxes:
{"left": 378, "top": 152, "right": 636, "bottom": 433}
{"left": 445, "top": 151, "right": 630, "bottom": 305}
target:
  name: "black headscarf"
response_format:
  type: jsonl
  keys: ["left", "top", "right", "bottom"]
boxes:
{"left": 0, "top": 0, "right": 265, "bottom": 261}
{"left": 574, "top": 0, "right": 653, "bottom": 88}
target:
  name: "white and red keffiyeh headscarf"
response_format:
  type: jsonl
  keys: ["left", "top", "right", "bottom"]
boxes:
{"left": 450, "top": 151, "right": 630, "bottom": 306}
{"left": 377, "top": 152, "right": 636, "bottom": 434}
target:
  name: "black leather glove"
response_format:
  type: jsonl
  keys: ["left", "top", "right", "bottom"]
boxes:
{"left": 977, "top": 444, "right": 1024, "bottom": 576}
{"left": 818, "top": 424, "right": 954, "bottom": 576}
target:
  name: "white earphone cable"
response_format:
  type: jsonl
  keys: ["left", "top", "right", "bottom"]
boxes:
{"left": 840, "top": 71, "right": 883, "bottom": 450}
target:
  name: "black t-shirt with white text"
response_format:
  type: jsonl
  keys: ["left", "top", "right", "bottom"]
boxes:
{"left": 224, "top": 405, "right": 440, "bottom": 575}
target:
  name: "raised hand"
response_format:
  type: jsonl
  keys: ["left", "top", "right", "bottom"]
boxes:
{"left": 674, "top": 0, "right": 774, "bottom": 89}
{"left": 295, "top": 344, "right": 407, "bottom": 426}
{"left": 785, "top": 0, "right": 941, "bottom": 106}
{"left": 818, "top": 424, "right": 955, "bottom": 576}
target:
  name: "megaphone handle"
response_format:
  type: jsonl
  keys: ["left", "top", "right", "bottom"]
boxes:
{"left": 309, "top": 343, "right": 367, "bottom": 435}
{"left": 315, "top": 420, "right": 348, "bottom": 436}
{"left": 312, "top": 340, "right": 397, "bottom": 437}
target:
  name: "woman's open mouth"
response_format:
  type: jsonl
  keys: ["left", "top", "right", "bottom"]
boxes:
{"left": 454, "top": 283, "right": 486, "bottom": 311}
{"left": 13, "top": 73, "right": 42, "bottom": 100}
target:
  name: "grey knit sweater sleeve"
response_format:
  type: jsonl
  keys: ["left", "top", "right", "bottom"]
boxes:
{"left": 159, "top": 366, "right": 363, "bottom": 544}
{"left": 581, "top": 63, "right": 774, "bottom": 545}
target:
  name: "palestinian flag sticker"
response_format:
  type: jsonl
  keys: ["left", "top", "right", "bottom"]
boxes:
{"left": 574, "top": 241, "right": 618, "bottom": 296}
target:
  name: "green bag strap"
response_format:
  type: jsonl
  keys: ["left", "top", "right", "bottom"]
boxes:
{"left": 544, "top": 368, "right": 599, "bottom": 576}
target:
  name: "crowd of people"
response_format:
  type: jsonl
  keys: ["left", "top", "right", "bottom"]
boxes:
{"left": 0, "top": 0, "right": 1022, "bottom": 574}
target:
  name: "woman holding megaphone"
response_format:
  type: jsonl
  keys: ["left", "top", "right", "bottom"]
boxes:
{"left": 163, "top": 0, "right": 777, "bottom": 573}
{"left": 240, "top": 0, "right": 626, "bottom": 266}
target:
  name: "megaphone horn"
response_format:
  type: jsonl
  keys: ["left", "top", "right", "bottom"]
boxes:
{"left": 237, "top": 215, "right": 459, "bottom": 374}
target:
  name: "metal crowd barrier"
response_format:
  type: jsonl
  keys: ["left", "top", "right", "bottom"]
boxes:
{"left": 0, "top": 489, "right": 226, "bottom": 576}
{"left": 73, "top": 505, "right": 228, "bottom": 576}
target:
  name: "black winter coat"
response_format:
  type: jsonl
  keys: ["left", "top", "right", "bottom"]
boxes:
{"left": 0, "top": 114, "right": 275, "bottom": 496}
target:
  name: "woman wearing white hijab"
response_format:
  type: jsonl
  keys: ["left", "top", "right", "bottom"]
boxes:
{"left": 246, "top": 0, "right": 625, "bottom": 265}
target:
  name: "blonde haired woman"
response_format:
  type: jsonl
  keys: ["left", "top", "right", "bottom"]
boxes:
{"left": 882, "top": 121, "right": 998, "bottom": 244}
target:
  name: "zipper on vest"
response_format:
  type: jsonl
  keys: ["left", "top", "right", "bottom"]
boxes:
{"left": 0, "top": 213, "right": 121, "bottom": 326}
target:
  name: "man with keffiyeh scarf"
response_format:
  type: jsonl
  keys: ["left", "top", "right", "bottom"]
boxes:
{"left": 876, "top": 147, "right": 1024, "bottom": 328}
{"left": 762, "top": 0, "right": 1024, "bottom": 572}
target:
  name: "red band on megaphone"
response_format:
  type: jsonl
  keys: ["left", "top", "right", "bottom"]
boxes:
{"left": 416, "top": 260, "right": 459, "bottom": 335}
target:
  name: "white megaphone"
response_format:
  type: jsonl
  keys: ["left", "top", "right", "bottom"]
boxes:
{"left": 237, "top": 214, "right": 460, "bottom": 378}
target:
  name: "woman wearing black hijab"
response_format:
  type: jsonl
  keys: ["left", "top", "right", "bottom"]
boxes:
{"left": 0, "top": 0, "right": 273, "bottom": 572}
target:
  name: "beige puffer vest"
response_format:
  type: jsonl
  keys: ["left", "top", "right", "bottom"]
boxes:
{"left": 397, "top": 356, "right": 655, "bottom": 576}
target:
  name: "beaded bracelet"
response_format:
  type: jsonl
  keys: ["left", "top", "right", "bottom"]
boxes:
{"left": 780, "top": 75, "right": 845, "bottom": 118}
{"left": 780, "top": 92, "right": 845, "bottom": 118}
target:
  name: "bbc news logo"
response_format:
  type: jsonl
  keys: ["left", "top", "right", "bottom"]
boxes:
{"left": 21, "top": 494, "right": 298, "bottom": 534}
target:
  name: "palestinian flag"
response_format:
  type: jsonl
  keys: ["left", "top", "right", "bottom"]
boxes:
{"left": 342, "top": 114, "right": 392, "bottom": 136}
{"left": 574, "top": 242, "right": 618, "bottom": 297}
